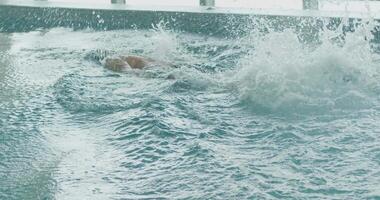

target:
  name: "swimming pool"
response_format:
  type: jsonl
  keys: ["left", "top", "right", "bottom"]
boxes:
{"left": 1, "top": 3, "right": 380, "bottom": 200}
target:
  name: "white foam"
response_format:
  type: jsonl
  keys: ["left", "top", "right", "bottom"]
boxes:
{"left": 229, "top": 19, "right": 380, "bottom": 113}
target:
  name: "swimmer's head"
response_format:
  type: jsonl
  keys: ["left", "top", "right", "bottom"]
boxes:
{"left": 121, "top": 56, "right": 148, "bottom": 69}
{"left": 104, "top": 58, "right": 129, "bottom": 72}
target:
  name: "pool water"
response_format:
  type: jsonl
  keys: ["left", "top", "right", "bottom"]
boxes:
{"left": 1, "top": 23, "right": 380, "bottom": 199}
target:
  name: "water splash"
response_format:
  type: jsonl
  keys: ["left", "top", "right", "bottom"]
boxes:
{"left": 229, "top": 19, "right": 380, "bottom": 114}
{"left": 149, "top": 21, "right": 198, "bottom": 66}
{"left": 150, "top": 21, "right": 179, "bottom": 61}
{"left": 44, "top": 19, "right": 380, "bottom": 116}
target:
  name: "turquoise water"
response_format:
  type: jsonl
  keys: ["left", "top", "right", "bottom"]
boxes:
{"left": 1, "top": 23, "right": 380, "bottom": 199}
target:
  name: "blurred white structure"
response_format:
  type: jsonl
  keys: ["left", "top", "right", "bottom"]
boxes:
{"left": 319, "top": 0, "right": 380, "bottom": 12}
{"left": 33, "top": 0, "right": 380, "bottom": 12}
{"left": 125, "top": 0, "right": 198, "bottom": 6}
{"left": 215, "top": 0, "right": 303, "bottom": 9}
{"left": 34, "top": 0, "right": 302, "bottom": 9}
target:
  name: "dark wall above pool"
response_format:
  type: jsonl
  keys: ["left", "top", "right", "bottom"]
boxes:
{"left": 0, "top": 0, "right": 379, "bottom": 40}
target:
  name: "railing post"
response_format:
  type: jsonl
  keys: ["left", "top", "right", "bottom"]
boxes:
{"left": 200, "top": 0, "right": 215, "bottom": 7}
{"left": 303, "top": 0, "right": 319, "bottom": 10}
{"left": 111, "top": 0, "right": 126, "bottom": 4}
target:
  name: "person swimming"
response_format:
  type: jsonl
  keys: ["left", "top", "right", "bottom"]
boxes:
{"left": 104, "top": 55, "right": 154, "bottom": 71}
{"left": 104, "top": 55, "right": 176, "bottom": 79}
